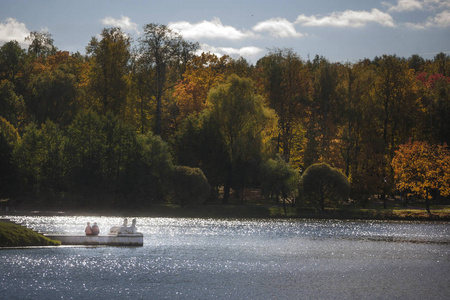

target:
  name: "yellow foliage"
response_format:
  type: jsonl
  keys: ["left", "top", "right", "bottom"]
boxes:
{"left": 392, "top": 141, "right": 450, "bottom": 199}
{"left": 174, "top": 52, "right": 230, "bottom": 121}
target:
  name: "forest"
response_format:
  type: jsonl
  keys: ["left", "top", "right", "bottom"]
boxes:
{"left": 0, "top": 24, "right": 449, "bottom": 212}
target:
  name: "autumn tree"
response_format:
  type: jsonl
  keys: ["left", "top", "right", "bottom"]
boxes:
{"left": 303, "top": 56, "right": 342, "bottom": 167}
{"left": 86, "top": 27, "right": 131, "bottom": 116}
{"left": 136, "top": 23, "right": 198, "bottom": 136}
{"left": 26, "top": 52, "right": 78, "bottom": 126}
{"left": 174, "top": 52, "right": 230, "bottom": 122}
{"left": 417, "top": 71, "right": 450, "bottom": 145}
{"left": 208, "top": 75, "right": 277, "bottom": 203}
{"left": 392, "top": 141, "right": 450, "bottom": 213}
{"left": 256, "top": 49, "right": 309, "bottom": 163}
{"left": 333, "top": 60, "right": 384, "bottom": 208}
{"left": 372, "top": 55, "right": 421, "bottom": 204}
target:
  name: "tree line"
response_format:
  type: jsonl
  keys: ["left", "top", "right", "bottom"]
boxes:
{"left": 0, "top": 24, "right": 449, "bottom": 210}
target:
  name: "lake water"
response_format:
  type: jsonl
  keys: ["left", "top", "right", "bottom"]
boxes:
{"left": 1, "top": 216, "right": 449, "bottom": 299}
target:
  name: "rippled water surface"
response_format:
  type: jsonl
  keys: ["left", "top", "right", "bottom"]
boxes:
{"left": 1, "top": 216, "right": 449, "bottom": 299}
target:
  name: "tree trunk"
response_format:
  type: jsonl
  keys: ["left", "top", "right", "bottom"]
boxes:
{"left": 223, "top": 164, "right": 233, "bottom": 204}
{"left": 425, "top": 189, "right": 431, "bottom": 214}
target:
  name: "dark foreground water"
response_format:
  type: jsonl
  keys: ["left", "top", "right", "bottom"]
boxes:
{"left": 1, "top": 216, "right": 449, "bottom": 299}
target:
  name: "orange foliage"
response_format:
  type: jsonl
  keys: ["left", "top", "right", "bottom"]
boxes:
{"left": 174, "top": 52, "right": 230, "bottom": 121}
{"left": 392, "top": 141, "right": 450, "bottom": 199}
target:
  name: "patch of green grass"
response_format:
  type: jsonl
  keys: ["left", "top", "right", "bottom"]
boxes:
{"left": 0, "top": 222, "right": 60, "bottom": 247}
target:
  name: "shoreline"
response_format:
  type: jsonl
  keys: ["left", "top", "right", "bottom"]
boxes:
{"left": 2, "top": 204, "right": 450, "bottom": 222}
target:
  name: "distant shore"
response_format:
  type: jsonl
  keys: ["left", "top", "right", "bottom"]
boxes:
{"left": 2, "top": 204, "right": 450, "bottom": 221}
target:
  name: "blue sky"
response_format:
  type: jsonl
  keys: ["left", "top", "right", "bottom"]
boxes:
{"left": 1, "top": 0, "right": 449, "bottom": 63}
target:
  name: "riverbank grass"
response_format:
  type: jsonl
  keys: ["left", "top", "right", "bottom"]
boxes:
{"left": 0, "top": 222, "right": 60, "bottom": 247}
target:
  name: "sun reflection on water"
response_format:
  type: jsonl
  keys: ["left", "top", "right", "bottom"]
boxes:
{"left": 1, "top": 216, "right": 449, "bottom": 299}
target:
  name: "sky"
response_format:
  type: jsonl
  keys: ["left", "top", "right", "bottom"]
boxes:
{"left": 1, "top": 0, "right": 449, "bottom": 63}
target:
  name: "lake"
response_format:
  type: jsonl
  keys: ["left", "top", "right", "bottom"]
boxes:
{"left": 1, "top": 216, "right": 449, "bottom": 299}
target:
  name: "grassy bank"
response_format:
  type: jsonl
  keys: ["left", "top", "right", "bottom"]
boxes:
{"left": 0, "top": 221, "right": 61, "bottom": 247}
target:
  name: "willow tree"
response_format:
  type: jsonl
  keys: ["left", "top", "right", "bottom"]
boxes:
{"left": 208, "top": 75, "right": 276, "bottom": 203}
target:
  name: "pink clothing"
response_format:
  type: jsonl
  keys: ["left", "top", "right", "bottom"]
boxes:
{"left": 85, "top": 225, "right": 93, "bottom": 235}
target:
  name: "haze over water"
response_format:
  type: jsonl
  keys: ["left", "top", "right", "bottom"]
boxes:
{"left": 1, "top": 216, "right": 449, "bottom": 299}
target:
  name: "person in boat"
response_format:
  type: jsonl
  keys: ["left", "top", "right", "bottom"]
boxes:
{"left": 91, "top": 222, "right": 99, "bottom": 235}
{"left": 85, "top": 222, "right": 93, "bottom": 235}
{"left": 126, "top": 218, "right": 137, "bottom": 234}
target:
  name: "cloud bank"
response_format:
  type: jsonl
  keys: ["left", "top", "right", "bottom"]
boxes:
{"left": 295, "top": 9, "right": 395, "bottom": 28}
{"left": 169, "top": 18, "right": 255, "bottom": 40}
{"left": 383, "top": 0, "right": 450, "bottom": 12}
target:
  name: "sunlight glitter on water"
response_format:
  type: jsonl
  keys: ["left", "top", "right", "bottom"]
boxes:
{"left": 5, "top": 216, "right": 448, "bottom": 243}
{"left": 1, "top": 216, "right": 449, "bottom": 299}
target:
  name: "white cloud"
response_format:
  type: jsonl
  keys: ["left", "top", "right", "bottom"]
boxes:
{"left": 383, "top": 0, "right": 450, "bottom": 12}
{"left": 431, "top": 10, "right": 450, "bottom": 26}
{"left": 199, "top": 43, "right": 263, "bottom": 60}
{"left": 295, "top": 9, "right": 395, "bottom": 28}
{"left": 102, "top": 16, "right": 139, "bottom": 34}
{"left": 0, "top": 18, "right": 30, "bottom": 46}
{"left": 383, "top": 0, "right": 424, "bottom": 12}
{"left": 406, "top": 10, "right": 450, "bottom": 28}
{"left": 252, "top": 18, "right": 304, "bottom": 38}
{"left": 168, "top": 18, "right": 255, "bottom": 40}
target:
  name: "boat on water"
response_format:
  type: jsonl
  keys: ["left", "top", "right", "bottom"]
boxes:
{"left": 45, "top": 218, "right": 143, "bottom": 246}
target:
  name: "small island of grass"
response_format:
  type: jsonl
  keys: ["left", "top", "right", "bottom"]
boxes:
{"left": 0, "top": 221, "right": 60, "bottom": 247}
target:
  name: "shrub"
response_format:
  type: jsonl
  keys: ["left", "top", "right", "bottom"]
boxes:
{"left": 171, "top": 166, "right": 211, "bottom": 207}
{"left": 299, "top": 163, "right": 350, "bottom": 211}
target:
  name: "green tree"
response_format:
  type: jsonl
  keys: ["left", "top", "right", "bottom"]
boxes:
{"left": 26, "top": 65, "right": 77, "bottom": 125}
{"left": 65, "top": 110, "right": 137, "bottom": 206}
{"left": 65, "top": 110, "right": 105, "bottom": 204}
{"left": 0, "top": 117, "right": 20, "bottom": 198}
{"left": 299, "top": 162, "right": 350, "bottom": 211}
{"left": 0, "top": 80, "right": 26, "bottom": 127}
{"left": 0, "top": 40, "right": 25, "bottom": 82}
{"left": 261, "top": 155, "right": 298, "bottom": 214}
{"left": 120, "top": 131, "right": 174, "bottom": 207}
{"left": 208, "top": 75, "right": 277, "bottom": 203}
{"left": 86, "top": 27, "right": 131, "bottom": 116}
{"left": 172, "top": 111, "right": 229, "bottom": 196}
{"left": 13, "top": 121, "right": 66, "bottom": 205}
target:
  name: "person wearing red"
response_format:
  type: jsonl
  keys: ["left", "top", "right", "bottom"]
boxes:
{"left": 85, "top": 222, "right": 93, "bottom": 235}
